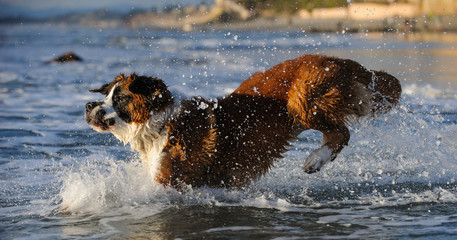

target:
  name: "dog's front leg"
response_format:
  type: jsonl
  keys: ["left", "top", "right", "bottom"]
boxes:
{"left": 303, "top": 126, "right": 350, "bottom": 173}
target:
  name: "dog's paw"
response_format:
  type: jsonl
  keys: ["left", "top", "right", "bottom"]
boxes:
{"left": 303, "top": 146, "right": 333, "bottom": 174}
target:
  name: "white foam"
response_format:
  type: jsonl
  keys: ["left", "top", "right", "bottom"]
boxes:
{"left": 0, "top": 71, "right": 19, "bottom": 83}
{"left": 403, "top": 83, "right": 457, "bottom": 99}
{"left": 205, "top": 226, "right": 258, "bottom": 233}
{"left": 58, "top": 157, "right": 171, "bottom": 213}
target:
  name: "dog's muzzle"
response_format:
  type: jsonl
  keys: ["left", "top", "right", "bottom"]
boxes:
{"left": 85, "top": 101, "right": 115, "bottom": 132}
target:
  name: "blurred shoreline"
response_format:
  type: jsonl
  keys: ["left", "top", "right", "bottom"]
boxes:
{"left": 1, "top": 1, "right": 456, "bottom": 33}
{"left": 193, "top": 15, "right": 457, "bottom": 33}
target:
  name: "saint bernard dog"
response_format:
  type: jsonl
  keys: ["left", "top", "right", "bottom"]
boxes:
{"left": 85, "top": 54, "right": 401, "bottom": 188}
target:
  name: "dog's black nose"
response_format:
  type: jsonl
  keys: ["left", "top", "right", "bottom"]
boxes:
{"left": 85, "top": 102, "right": 94, "bottom": 111}
{"left": 85, "top": 102, "right": 99, "bottom": 112}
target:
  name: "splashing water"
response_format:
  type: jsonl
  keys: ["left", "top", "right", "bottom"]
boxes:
{"left": 1, "top": 24, "right": 457, "bottom": 239}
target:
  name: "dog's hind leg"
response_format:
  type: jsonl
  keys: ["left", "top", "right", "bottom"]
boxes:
{"left": 303, "top": 125, "right": 350, "bottom": 173}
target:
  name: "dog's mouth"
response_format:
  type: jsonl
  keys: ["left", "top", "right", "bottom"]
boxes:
{"left": 86, "top": 116, "right": 115, "bottom": 132}
{"left": 85, "top": 102, "right": 116, "bottom": 132}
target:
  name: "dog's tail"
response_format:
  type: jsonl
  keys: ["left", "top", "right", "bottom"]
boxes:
{"left": 284, "top": 56, "right": 402, "bottom": 173}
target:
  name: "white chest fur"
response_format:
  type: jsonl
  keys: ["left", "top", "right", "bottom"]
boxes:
{"left": 140, "top": 133, "right": 168, "bottom": 178}
{"left": 111, "top": 110, "right": 172, "bottom": 180}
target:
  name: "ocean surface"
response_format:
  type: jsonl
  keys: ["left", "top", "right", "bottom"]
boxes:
{"left": 1, "top": 24, "right": 457, "bottom": 239}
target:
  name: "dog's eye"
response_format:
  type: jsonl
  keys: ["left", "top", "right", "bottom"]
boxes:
{"left": 113, "top": 95, "right": 130, "bottom": 104}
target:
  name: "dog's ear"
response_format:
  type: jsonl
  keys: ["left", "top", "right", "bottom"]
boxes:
{"left": 129, "top": 75, "right": 174, "bottom": 112}
{"left": 129, "top": 76, "right": 157, "bottom": 96}
{"left": 90, "top": 74, "right": 126, "bottom": 95}
{"left": 89, "top": 83, "right": 110, "bottom": 95}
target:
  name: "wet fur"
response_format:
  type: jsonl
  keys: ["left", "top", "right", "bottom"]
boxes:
{"left": 85, "top": 54, "right": 401, "bottom": 188}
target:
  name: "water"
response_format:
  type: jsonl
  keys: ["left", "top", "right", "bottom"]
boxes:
{"left": 1, "top": 23, "right": 457, "bottom": 239}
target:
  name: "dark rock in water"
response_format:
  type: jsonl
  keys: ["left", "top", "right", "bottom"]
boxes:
{"left": 48, "top": 51, "right": 83, "bottom": 63}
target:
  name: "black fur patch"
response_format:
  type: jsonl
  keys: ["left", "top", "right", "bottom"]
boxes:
{"left": 112, "top": 87, "right": 133, "bottom": 123}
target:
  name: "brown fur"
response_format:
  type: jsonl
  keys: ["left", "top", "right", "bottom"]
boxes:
{"left": 154, "top": 95, "right": 295, "bottom": 187}
{"left": 86, "top": 54, "right": 402, "bottom": 188}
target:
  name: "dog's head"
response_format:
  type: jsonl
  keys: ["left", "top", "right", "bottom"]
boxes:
{"left": 85, "top": 73, "right": 173, "bottom": 133}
